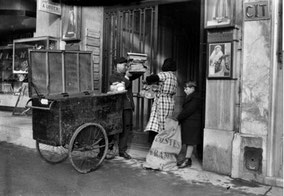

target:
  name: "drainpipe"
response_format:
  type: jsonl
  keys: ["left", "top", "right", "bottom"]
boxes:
{"left": 266, "top": 0, "right": 280, "bottom": 177}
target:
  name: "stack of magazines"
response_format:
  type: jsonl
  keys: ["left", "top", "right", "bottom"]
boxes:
{"left": 127, "top": 52, "right": 148, "bottom": 73}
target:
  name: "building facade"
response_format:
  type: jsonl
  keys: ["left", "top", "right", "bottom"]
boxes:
{"left": 0, "top": 0, "right": 282, "bottom": 187}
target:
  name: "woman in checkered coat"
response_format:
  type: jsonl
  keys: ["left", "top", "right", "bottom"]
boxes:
{"left": 144, "top": 58, "right": 177, "bottom": 137}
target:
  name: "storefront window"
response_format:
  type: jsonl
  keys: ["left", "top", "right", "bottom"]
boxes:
{"left": 13, "top": 36, "right": 59, "bottom": 74}
{"left": 0, "top": 46, "right": 14, "bottom": 94}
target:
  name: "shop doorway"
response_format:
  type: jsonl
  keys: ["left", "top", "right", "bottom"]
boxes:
{"left": 103, "top": 0, "right": 205, "bottom": 159}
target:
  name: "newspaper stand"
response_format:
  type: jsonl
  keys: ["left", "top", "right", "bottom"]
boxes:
{"left": 26, "top": 50, "right": 125, "bottom": 173}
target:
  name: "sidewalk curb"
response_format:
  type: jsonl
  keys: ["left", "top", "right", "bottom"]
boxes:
{"left": 115, "top": 156, "right": 283, "bottom": 196}
{"left": 0, "top": 111, "right": 283, "bottom": 196}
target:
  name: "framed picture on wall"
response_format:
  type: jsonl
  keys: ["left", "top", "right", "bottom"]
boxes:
{"left": 62, "top": 5, "right": 81, "bottom": 41}
{"left": 207, "top": 42, "right": 232, "bottom": 79}
{"left": 204, "top": 0, "right": 235, "bottom": 28}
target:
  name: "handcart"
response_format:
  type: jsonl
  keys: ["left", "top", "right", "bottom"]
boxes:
{"left": 26, "top": 91, "right": 125, "bottom": 173}
{"left": 26, "top": 49, "right": 125, "bottom": 173}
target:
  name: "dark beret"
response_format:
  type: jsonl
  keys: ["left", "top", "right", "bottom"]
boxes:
{"left": 114, "top": 57, "right": 127, "bottom": 64}
{"left": 186, "top": 81, "right": 197, "bottom": 88}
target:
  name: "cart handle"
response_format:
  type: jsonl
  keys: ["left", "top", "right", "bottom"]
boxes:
{"left": 25, "top": 99, "right": 55, "bottom": 111}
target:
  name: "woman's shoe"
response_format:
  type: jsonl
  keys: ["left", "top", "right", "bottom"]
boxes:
{"left": 178, "top": 158, "right": 192, "bottom": 168}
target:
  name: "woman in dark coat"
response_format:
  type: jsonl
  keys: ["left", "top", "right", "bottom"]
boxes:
{"left": 177, "top": 81, "right": 202, "bottom": 168}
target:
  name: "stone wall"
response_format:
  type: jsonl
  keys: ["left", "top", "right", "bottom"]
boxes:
{"left": 232, "top": 0, "right": 272, "bottom": 183}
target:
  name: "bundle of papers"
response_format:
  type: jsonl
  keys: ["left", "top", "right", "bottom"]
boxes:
{"left": 127, "top": 53, "right": 148, "bottom": 73}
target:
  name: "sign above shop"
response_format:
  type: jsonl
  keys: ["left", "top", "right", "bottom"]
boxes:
{"left": 207, "top": 30, "right": 234, "bottom": 42}
{"left": 244, "top": 1, "right": 269, "bottom": 21}
{"left": 38, "top": 0, "right": 61, "bottom": 15}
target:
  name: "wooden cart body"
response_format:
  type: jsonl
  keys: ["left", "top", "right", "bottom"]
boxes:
{"left": 31, "top": 92, "right": 125, "bottom": 146}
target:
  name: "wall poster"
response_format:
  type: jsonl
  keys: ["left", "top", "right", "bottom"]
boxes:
{"left": 62, "top": 5, "right": 81, "bottom": 41}
{"left": 208, "top": 42, "right": 232, "bottom": 79}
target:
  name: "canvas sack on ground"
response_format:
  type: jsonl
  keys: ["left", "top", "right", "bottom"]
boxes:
{"left": 143, "top": 117, "right": 182, "bottom": 171}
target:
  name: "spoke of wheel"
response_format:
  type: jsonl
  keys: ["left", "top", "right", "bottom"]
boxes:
{"left": 36, "top": 141, "right": 68, "bottom": 164}
{"left": 69, "top": 123, "right": 108, "bottom": 173}
{"left": 93, "top": 129, "right": 102, "bottom": 140}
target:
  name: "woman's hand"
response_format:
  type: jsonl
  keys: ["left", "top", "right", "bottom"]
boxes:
{"left": 142, "top": 80, "right": 148, "bottom": 84}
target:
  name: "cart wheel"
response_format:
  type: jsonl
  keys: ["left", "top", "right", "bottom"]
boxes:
{"left": 69, "top": 123, "right": 108, "bottom": 174}
{"left": 36, "top": 141, "right": 68, "bottom": 164}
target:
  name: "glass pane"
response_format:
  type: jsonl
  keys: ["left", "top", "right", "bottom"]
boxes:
{"left": 13, "top": 38, "right": 58, "bottom": 74}
{"left": 49, "top": 52, "right": 63, "bottom": 94}
{"left": 30, "top": 52, "right": 47, "bottom": 96}
{"left": 65, "top": 53, "right": 78, "bottom": 93}
{"left": 79, "top": 53, "right": 92, "bottom": 91}
{"left": 49, "top": 40, "right": 57, "bottom": 50}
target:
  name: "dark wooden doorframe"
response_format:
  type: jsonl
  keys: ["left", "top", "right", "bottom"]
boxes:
{"left": 103, "top": 5, "right": 158, "bottom": 140}
{"left": 103, "top": 0, "right": 206, "bottom": 149}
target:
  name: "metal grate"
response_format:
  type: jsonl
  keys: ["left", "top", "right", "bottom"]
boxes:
{"left": 103, "top": 6, "right": 158, "bottom": 132}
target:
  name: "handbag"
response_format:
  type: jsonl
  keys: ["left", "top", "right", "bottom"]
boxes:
{"left": 139, "top": 84, "right": 155, "bottom": 99}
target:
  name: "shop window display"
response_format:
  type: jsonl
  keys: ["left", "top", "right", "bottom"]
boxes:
{"left": 0, "top": 45, "right": 14, "bottom": 94}
{"left": 0, "top": 36, "right": 58, "bottom": 99}
{"left": 13, "top": 36, "right": 59, "bottom": 74}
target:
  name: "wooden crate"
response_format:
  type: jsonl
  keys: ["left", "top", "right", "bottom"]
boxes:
{"left": 32, "top": 91, "right": 125, "bottom": 146}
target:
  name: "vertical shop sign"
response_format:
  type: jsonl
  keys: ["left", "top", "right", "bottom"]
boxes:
{"left": 244, "top": 1, "right": 270, "bottom": 21}
{"left": 38, "top": 0, "right": 61, "bottom": 15}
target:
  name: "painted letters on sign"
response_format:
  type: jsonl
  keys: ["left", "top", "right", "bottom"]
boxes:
{"left": 244, "top": 1, "right": 269, "bottom": 21}
{"left": 38, "top": 0, "right": 61, "bottom": 15}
